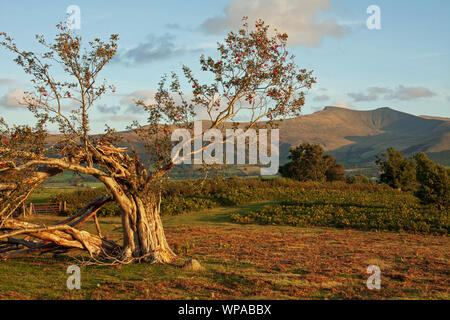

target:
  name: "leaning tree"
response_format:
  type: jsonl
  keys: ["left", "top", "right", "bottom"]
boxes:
{"left": 0, "top": 18, "right": 316, "bottom": 264}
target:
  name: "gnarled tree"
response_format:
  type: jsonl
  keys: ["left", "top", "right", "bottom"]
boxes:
{"left": 0, "top": 18, "right": 316, "bottom": 264}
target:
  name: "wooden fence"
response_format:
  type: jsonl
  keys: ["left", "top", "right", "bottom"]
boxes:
{"left": 21, "top": 201, "right": 67, "bottom": 217}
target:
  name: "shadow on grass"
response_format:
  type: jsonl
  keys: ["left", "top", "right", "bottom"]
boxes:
{"left": 168, "top": 201, "right": 285, "bottom": 226}
{"left": 279, "top": 200, "right": 390, "bottom": 210}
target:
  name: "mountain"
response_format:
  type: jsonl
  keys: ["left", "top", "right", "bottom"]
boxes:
{"left": 277, "top": 107, "right": 450, "bottom": 170}
{"left": 115, "top": 106, "right": 449, "bottom": 175}
{"left": 45, "top": 106, "right": 450, "bottom": 180}
{"left": 419, "top": 115, "right": 450, "bottom": 121}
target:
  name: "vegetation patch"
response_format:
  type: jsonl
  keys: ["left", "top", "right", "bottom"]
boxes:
{"left": 230, "top": 188, "right": 449, "bottom": 235}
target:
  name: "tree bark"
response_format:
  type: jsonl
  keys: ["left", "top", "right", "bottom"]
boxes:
{"left": 119, "top": 193, "right": 176, "bottom": 264}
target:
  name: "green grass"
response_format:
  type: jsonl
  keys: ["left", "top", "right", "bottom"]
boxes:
{"left": 163, "top": 201, "right": 281, "bottom": 227}
{"left": 30, "top": 188, "right": 82, "bottom": 203}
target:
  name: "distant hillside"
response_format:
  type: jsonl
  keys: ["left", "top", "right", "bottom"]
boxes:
{"left": 419, "top": 115, "right": 450, "bottom": 121}
{"left": 115, "top": 106, "right": 449, "bottom": 174}
{"left": 45, "top": 106, "right": 450, "bottom": 181}
{"left": 277, "top": 107, "right": 450, "bottom": 169}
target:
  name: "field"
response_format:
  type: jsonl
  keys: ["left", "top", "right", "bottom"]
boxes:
{"left": 0, "top": 178, "right": 448, "bottom": 300}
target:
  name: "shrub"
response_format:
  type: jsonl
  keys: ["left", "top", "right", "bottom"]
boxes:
{"left": 325, "top": 163, "right": 346, "bottom": 182}
{"left": 347, "top": 174, "right": 373, "bottom": 185}
{"left": 280, "top": 143, "right": 346, "bottom": 182}
{"left": 375, "top": 147, "right": 416, "bottom": 191}
{"left": 415, "top": 152, "right": 450, "bottom": 208}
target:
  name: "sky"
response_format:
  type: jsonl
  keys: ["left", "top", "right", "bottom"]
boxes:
{"left": 0, "top": 0, "right": 449, "bottom": 133}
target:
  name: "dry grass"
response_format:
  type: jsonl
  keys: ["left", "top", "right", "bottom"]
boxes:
{"left": 0, "top": 203, "right": 448, "bottom": 300}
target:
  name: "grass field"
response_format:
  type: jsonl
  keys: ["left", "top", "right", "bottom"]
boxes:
{"left": 0, "top": 200, "right": 448, "bottom": 300}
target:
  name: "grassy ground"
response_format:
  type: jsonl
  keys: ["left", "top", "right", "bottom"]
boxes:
{"left": 29, "top": 187, "right": 86, "bottom": 203}
{"left": 0, "top": 201, "right": 448, "bottom": 300}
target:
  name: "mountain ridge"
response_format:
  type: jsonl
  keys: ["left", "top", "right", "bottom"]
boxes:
{"left": 46, "top": 106, "right": 450, "bottom": 173}
{"left": 277, "top": 106, "right": 449, "bottom": 168}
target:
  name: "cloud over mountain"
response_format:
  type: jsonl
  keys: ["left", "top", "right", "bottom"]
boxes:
{"left": 313, "top": 94, "right": 330, "bottom": 102}
{"left": 348, "top": 86, "right": 436, "bottom": 102}
{"left": 98, "top": 104, "right": 122, "bottom": 115}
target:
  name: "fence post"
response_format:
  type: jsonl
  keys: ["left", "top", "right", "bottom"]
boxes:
{"left": 22, "top": 203, "right": 26, "bottom": 217}
{"left": 29, "top": 203, "right": 33, "bottom": 216}
{"left": 63, "top": 201, "right": 67, "bottom": 211}
{"left": 59, "top": 202, "right": 62, "bottom": 212}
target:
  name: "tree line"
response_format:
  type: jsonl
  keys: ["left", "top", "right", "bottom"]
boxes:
{"left": 280, "top": 144, "right": 449, "bottom": 208}
{"left": 376, "top": 148, "right": 449, "bottom": 208}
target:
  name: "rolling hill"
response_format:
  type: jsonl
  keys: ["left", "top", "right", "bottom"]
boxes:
{"left": 45, "top": 106, "right": 450, "bottom": 181}
{"left": 277, "top": 106, "right": 450, "bottom": 170}
{"left": 114, "top": 106, "right": 449, "bottom": 176}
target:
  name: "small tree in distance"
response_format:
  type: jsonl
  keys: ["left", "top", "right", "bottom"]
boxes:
{"left": 0, "top": 18, "right": 316, "bottom": 264}
{"left": 347, "top": 174, "right": 372, "bottom": 185}
{"left": 279, "top": 143, "right": 345, "bottom": 182}
{"left": 375, "top": 147, "right": 416, "bottom": 191}
{"left": 324, "top": 160, "right": 346, "bottom": 182}
{"left": 414, "top": 152, "right": 450, "bottom": 209}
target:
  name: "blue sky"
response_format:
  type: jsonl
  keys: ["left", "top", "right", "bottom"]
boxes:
{"left": 0, "top": 0, "right": 449, "bottom": 133}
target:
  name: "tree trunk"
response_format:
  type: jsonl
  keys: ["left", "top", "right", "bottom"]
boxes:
{"left": 120, "top": 193, "right": 176, "bottom": 264}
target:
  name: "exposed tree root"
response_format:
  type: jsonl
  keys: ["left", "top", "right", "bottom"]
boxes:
{"left": 0, "top": 195, "right": 121, "bottom": 261}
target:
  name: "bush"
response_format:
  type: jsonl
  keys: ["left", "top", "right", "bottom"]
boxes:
{"left": 347, "top": 174, "right": 373, "bottom": 185}
{"left": 280, "top": 143, "right": 346, "bottom": 182}
{"left": 51, "top": 177, "right": 366, "bottom": 217}
{"left": 376, "top": 147, "right": 416, "bottom": 191}
{"left": 325, "top": 163, "right": 346, "bottom": 182}
{"left": 49, "top": 176, "right": 448, "bottom": 235}
{"left": 415, "top": 152, "right": 450, "bottom": 208}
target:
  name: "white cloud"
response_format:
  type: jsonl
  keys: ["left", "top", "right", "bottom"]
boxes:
{"left": 0, "top": 88, "right": 27, "bottom": 108}
{"left": 94, "top": 115, "right": 139, "bottom": 122}
{"left": 119, "top": 89, "right": 216, "bottom": 119}
{"left": 114, "top": 34, "right": 200, "bottom": 66}
{"left": 333, "top": 99, "right": 354, "bottom": 109}
{"left": 313, "top": 94, "right": 330, "bottom": 102}
{"left": 119, "top": 90, "right": 156, "bottom": 114}
{"left": 348, "top": 87, "right": 391, "bottom": 102}
{"left": 348, "top": 85, "right": 436, "bottom": 102}
{"left": 201, "top": 0, "right": 347, "bottom": 47}
{"left": 0, "top": 78, "right": 16, "bottom": 86}
{"left": 97, "top": 104, "right": 122, "bottom": 115}
{"left": 390, "top": 85, "right": 436, "bottom": 101}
